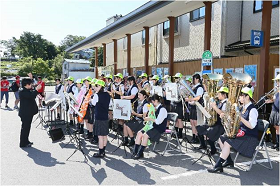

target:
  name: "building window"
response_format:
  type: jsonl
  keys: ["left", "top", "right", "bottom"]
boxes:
{"left": 190, "top": 6, "right": 205, "bottom": 22}
{"left": 123, "top": 37, "right": 127, "bottom": 50}
{"left": 163, "top": 17, "right": 179, "bottom": 36}
{"left": 142, "top": 29, "right": 151, "bottom": 45}
{"left": 254, "top": 0, "right": 279, "bottom": 13}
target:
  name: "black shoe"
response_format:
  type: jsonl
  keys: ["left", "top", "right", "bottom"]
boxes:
{"left": 121, "top": 141, "right": 129, "bottom": 146}
{"left": 133, "top": 153, "right": 144, "bottom": 160}
{"left": 78, "top": 129, "right": 84, "bottom": 134}
{"left": 210, "top": 149, "right": 217, "bottom": 155}
{"left": 93, "top": 152, "right": 105, "bottom": 158}
{"left": 90, "top": 139, "right": 98, "bottom": 144}
{"left": 222, "top": 161, "right": 234, "bottom": 168}
{"left": 190, "top": 137, "right": 199, "bottom": 144}
{"left": 128, "top": 140, "right": 135, "bottom": 146}
{"left": 207, "top": 166, "right": 223, "bottom": 173}
{"left": 28, "top": 141, "right": 34, "bottom": 145}
{"left": 84, "top": 134, "right": 93, "bottom": 140}
{"left": 271, "top": 144, "right": 279, "bottom": 149}
{"left": 131, "top": 153, "right": 137, "bottom": 158}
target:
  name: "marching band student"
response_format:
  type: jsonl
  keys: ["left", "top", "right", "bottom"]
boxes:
{"left": 185, "top": 74, "right": 204, "bottom": 143}
{"left": 91, "top": 79, "right": 111, "bottom": 158}
{"left": 196, "top": 87, "right": 227, "bottom": 154}
{"left": 208, "top": 87, "right": 259, "bottom": 173}
{"left": 125, "top": 90, "right": 149, "bottom": 146}
{"left": 150, "top": 75, "right": 160, "bottom": 95}
{"left": 105, "top": 74, "right": 114, "bottom": 127}
{"left": 120, "top": 76, "right": 139, "bottom": 146}
{"left": 74, "top": 79, "right": 86, "bottom": 133}
{"left": 173, "top": 73, "right": 185, "bottom": 139}
{"left": 54, "top": 78, "right": 64, "bottom": 120}
{"left": 81, "top": 76, "right": 94, "bottom": 141}
{"left": 132, "top": 94, "right": 167, "bottom": 159}
{"left": 112, "top": 73, "right": 125, "bottom": 127}
{"left": 138, "top": 73, "right": 151, "bottom": 94}
{"left": 64, "top": 76, "right": 78, "bottom": 125}
{"left": 266, "top": 74, "right": 280, "bottom": 151}
{"left": 162, "top": 75, "right": 172, "bottom": 113}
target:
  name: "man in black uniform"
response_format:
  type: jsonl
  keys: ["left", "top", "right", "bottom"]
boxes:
{"left": 19, "top": 78, "right": 42, "bottom": 148}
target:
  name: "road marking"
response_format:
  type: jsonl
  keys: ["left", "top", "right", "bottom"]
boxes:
{"left": 161, "top": 156, "right": 280, "bottom": 181}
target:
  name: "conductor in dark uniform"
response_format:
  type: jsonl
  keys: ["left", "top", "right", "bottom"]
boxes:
{"left": 19, "top": 78, "right": 41, "bottom": 148}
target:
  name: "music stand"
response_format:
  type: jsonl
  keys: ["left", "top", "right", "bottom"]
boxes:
{"left": 178, "top": 90, "right": 195, "bottom": 151}
{"left": 35, "top": 107, "right": 48, "bottom": 129}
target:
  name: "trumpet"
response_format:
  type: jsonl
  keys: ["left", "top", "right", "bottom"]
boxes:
{"left": 255, "top": 85, "right": 279, "bottom": 110}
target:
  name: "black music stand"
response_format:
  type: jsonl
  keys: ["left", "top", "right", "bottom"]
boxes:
{"left": 66, "top": 130, "right": 88, "bottom": 162}
{"left": 178, "top": 92, "right": 195, "bottom": 151}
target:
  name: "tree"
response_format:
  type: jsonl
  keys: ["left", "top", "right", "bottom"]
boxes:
{"left": 58, "top": 35, "right": 86, "bottom": 59}
{"left": 14, "top": 32, "right": 57, "bottom": 60}
{"left": 51, "top": 54, "right": 64, "bottom": 77}
{"left": 0, "top": 38, "right": 17, "bottom": 57}
{"left": 90, "top": 47, "right": 103, "bottom": 67}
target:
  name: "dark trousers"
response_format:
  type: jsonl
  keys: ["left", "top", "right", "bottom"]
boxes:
{"left": 1, "top": 91, "right": 9, "bottom": 104}
{"left": 20, "top": 115, "right": 33, "bottom": 146}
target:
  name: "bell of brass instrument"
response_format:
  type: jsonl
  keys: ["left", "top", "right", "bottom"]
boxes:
{"left": 222, "top": 72, "right": 252, "bottom": 138}
{"left": 255, "top": 85, "right": 279, "bottom": 110}
{"left": 202, "top": 74, "right": 223, "bottom": 126}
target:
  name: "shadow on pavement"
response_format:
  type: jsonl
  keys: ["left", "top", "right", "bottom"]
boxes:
{"left": 22, "top": 147, "right": 65, "bottom": 167}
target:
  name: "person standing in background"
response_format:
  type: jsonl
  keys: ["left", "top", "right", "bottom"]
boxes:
{"left": 14, "top": 75, "right": 21, "bottom": 109}
{"left": 1, "top": 76, "right": 10, "bottom": 108}
{"left": 36, "top": 76, "right": 45, "bottom": 107}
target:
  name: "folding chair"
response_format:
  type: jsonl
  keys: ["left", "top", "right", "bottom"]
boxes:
{"left": 161, "top": 112, "right": 182, "bottom": 155}
{"left": 234, "top": 119, "right": 273, "bottom": 171}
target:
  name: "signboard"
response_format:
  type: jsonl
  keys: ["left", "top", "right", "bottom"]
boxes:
{"left": 165, "top": 83, "right": 178, "bottom": 101}
{"left": 250, "top": 30, "right": 263, "bottom": 47}
{"left": 152, "top": 86, "right": 163, "bottom": 97}
{"left": 113, "top": 99, "right": 131, "bottom": 120}
{"left": 201, "top": 50, "right": 213, "bottom": 74}
{"left": 244, "top": 64, "right": 257, "bottom": 87}
{"left": 214, "top": 68, "right": 223, "bottom": 75}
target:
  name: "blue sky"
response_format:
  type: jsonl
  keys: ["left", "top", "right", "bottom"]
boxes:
{"left": 0, "top": 0, "right": 148, "bottom": 46}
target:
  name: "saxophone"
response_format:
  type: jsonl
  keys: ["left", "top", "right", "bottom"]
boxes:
{"left": 202, "top": 74, "right": 223, "bottom": 126}
{"left": 131, "top": 98, "right": 139, "bottom": 119}
{"left": 221, "top": 72, "right": 252, "bottom": 138}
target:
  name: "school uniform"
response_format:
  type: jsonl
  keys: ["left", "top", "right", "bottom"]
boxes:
{"left": 220, "top": 102, "right": 259, "bottom": 158}
{"left": 189, "top": 83, "right": 204, "bottom": 120}
{"left": 269, "top": 92, "right": 279, "bottom": 126}
{"left": 92, "top": 92, "right": 111, "bottom": 136}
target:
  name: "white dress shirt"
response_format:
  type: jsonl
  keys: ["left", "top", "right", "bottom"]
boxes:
{"left": 154, "top": 104, "right": 167, "bottom": 125}
{"left": 242, "top": 102, "right": 258, "bottom": 129}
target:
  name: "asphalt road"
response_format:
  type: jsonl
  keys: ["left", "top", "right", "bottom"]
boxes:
{"left": 1, "top": 86, "right": 279, "bottom": 185}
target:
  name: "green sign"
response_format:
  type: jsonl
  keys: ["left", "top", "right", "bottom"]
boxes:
{"left": 202, "top": 50, "right": 213, "bottom": 66}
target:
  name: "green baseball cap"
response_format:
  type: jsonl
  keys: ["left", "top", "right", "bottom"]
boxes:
{"left": 66, "top": 76, "right": 74, "bottom": 81}
{"left": 241, "top": 87, "right": 253, "bottom": 98}
{"left": 105, "top": 74, "right": 113, "bottom": 79}
{"left": 173, "top": 72, "right": 183, "bottom": 78}
{"left": 76, "top": 79, "right": 83, "bottom": 84}
{"left": 139, "top": 73, "right": 148, "bottom": 78}
{"left": 84, "top": 76, "right": 92, "bottom": 82}
{"left": 114, "top": 73, "right": 123, "bottom": 79}
{"left": 95, "top": 79, "right": 105, "bottom": 87}
{"left": 185, "top": 75, "right": 192, "bottom": 82}
{"left": 151, "top": 75, "right": 159, "bottom": 81}
{"left": 217, "top": 87, "right": 229, "bottom": 93}
{"left": 91, "top": 78, "right": 97, "bottom": 84}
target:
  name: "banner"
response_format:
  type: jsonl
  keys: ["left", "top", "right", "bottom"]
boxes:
{"left": 244, "top": 65, "right": 257, "bottom": 87}
{"left": 113, "top": 99, "right": 131, "bottom": 120}
{"left": 165, "top": 83, "right": 178, "bottom": 101}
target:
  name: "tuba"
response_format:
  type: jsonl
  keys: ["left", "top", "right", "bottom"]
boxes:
{"left": 222, "top": 72, "right": 252, "bottom": 138}
{"left": 202, "top": 74, "right": 223, "bottom": 126}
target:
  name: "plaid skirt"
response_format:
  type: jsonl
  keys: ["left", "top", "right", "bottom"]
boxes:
{"left": 84, "top": 106, "right": 94, "bottom": 124}
{"left": 126, "top": 119, "right": 144, "bottom": 133}
{"left": 94, "top": 120, "right": 109, "bottom": 136}
{"left": 220, "top": 135, "right": 259, "bottom": 158}
{"left": 269, "top": 110, "right": 279, "bottom": 126}
{"left": 196, "top": 123, "right": 225, "bottom": 142}
{"left": 173, "top": 103, "right": 184, "bottom": 119}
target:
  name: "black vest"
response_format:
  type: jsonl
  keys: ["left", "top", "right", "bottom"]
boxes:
{"left": 216, "top": 100, "right": 227, "bottom": 126}
{"left": 136, "top": 99, "right": 148, "bottom": 121}
{"left": 142, "top": 81, "right": 149, "bottom": 88}
{"left": 193, "top": 84, "right": 204, "bottom": 105}
{"left": 55, "top": 84, "right": 62, "bottom": 94}
{"left": 114, "top": 83, "right": 123, "bottom": 99}
{"left": 272, "top": 92, "right": 279, "bottom": 112}
{"left": 67, "top": 84, "right": 75, "bottom": 94}
{"left": 95, "top": 92, "right": 110, "bottom": 120}
{"left": 152, "top": 105, "right": 167, "bottom": 133}
{"left": 126, "top": 84, "right": 138, "bottom": 103}
{"left": 240, "top": 104, "right": 258, "bottom": 138}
